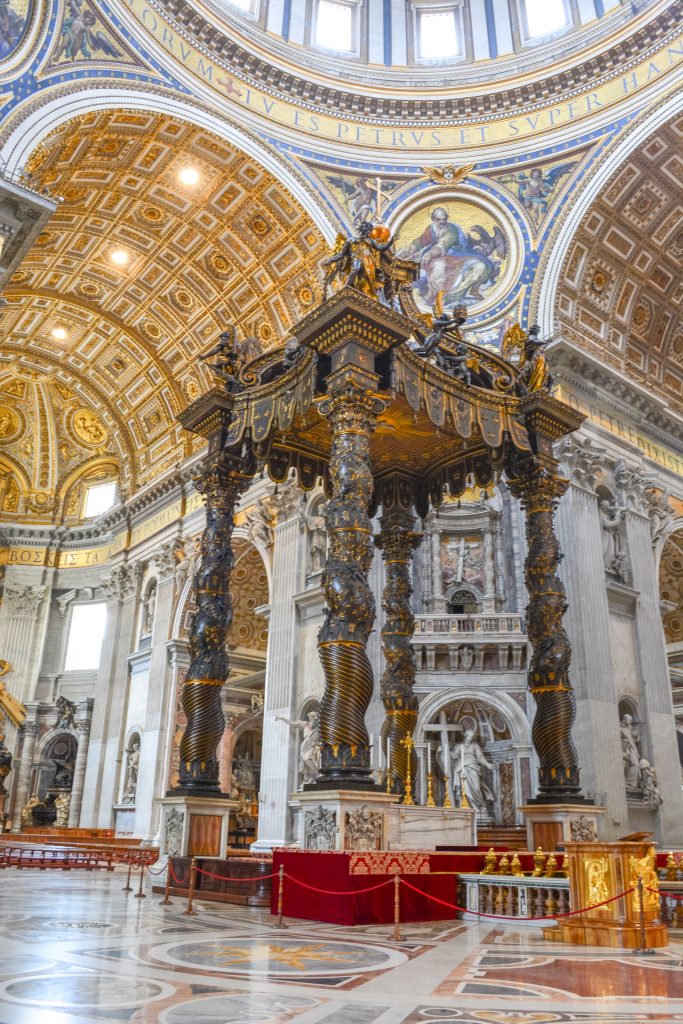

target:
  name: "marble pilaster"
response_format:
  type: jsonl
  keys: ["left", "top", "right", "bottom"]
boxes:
{"left": 67, "top": 714, "right": 92, "bottom": 827}
{"left": 10, "top": 716, "right": 38, "bottom": 832}
{"left": 254, "top": 495, "right": 306, "bottom": 849}
{"left": 79, "top": 563, "right": 142, "bottom": 827}
{"left": 0, "top": 579, "right": 48, "bottom": 705}
{"left": 555, "top": 481, "right": 628, "bottom": 836}
{"left": 134, "top": 559, "right": 177, "bottom": 837}
{"left": 622, "top": 506, "right": 683, "bottom": 843}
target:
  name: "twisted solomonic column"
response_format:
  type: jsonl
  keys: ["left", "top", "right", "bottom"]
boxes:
{"left": 317, "top": 384, "right": 385, "bottom": 786}
{"left": 377, "top": 507, "right": 421, "bottom": 797}
{"left": 508, "top": 468, "right": 583, "bottom": 801}
{"left": 176, "top": 450, "right": 254, "bottom": 794}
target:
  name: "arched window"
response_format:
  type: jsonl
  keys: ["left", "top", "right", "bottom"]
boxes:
{"left": 520, "top": 0, "right": 570, "bottom": 40}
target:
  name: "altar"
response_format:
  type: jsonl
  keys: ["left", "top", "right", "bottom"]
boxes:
{"left": 271, "top": 849, "right": 461, "bottom": 925}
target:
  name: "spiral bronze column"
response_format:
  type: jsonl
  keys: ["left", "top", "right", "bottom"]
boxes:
{"left": 508, "top": 468, "right": 583, "bottom": 801}
{"left": 316, "top": 382, "right": 385, "bottom": 786}
{"left": 175, "top": 450, "right": 254, "bottom": 795}
{"left": 377, "top": 507, "right": 422, "bottom": 799}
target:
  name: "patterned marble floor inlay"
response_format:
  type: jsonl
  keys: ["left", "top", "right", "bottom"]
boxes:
{"left": 0, "top": 872, "right": 680, "bottom": 1024}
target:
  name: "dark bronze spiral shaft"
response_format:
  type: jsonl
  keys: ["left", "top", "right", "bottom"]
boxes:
{"left": 176, "top": 450, "right": 253, "bottom": 794}
{"left": 377, "top": 505, "right": 421, "bottom": 797}
{"left": 317, "top": 383, "right": 384, "bottom": 785}
{"left": 508, "top": 469, "right": 582, "bottom": 800}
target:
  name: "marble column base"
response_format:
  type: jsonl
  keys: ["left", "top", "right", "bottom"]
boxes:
{"left": 158, "top": 796, "right": 237, "bottom": 859}
{"left": 520, "top": 803, "right": 606, "bottom": 851}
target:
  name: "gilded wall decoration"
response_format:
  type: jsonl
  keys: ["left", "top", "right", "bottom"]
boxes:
{"left": 659, "top": 530, "right": 683, "bottom": 644}
{"left": 395, "top": 197, "right": 519, "bottom": 316}
{"left": 70, "top": 409, "right": 108, "bottom": 447}
{"left": 0, "top": 405, "right": 23, "bottom": 442}
{"left": 586, "top": 856, "right": 610, "bottom": 904}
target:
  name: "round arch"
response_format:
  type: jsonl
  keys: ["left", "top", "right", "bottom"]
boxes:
{"left": 415, "top": 688, "right": 532, "bottom": 748}
{"left": 533, "top": 90, "right": 683, "bottom": 335}
{"left": 0, "top": 86, "right": 338, "bottom": 246}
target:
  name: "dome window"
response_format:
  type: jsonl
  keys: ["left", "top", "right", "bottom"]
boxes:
{"left": 83, "top": 481, "right": 117, "bottom": 518}
{"left": 411, "top": 0, "right": 464, "bottom": 63}
{"left": 521, "top": 0, "right": 570, "bottom": 39}
{"left": 313, "top": 0, "right": 358, "bottom": 53}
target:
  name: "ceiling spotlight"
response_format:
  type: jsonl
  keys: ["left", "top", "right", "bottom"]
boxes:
{"left": 51, "top": 326, "right": 67, "bottom": 341}
{"left": 179, "top": 167, "right": 199, "bottom": 186}
{"left": 111, "top": 249, "right": 129, "bottom": 266}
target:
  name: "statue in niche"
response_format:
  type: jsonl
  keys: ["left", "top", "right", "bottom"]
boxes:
{"left": 620, "top": 713, "right": 642, "bottom": 790}
{"left": 276, "top": 711, "right": 321, "bottom": 786}
{"left": 122, "top": 740, "right": 140, "bottom": 804}
{"left": 599, "top": 499, "right": 626, "bottom": 577}
{"left": 304, "top": 805, "right": 337, "bottom": 851}
{"left": 345, "top": 805, "right": 382, "bottom": 851}
{"left": 451, "top": 729, "right": 495, "bottom": 816}
{"left": 460, "top": 646, "right": 475, "bottom": 671}
{"left": 306, "top": 507, "right": 328, "bottom": 573}
{"left": 638, "top": 759, "right": 663, "bottom": 806}
{"left": 141, "top": 585, "right": 157, "bottom": 637}
{"left": 55, "top": 696, "right": 76, "bottom": 730}
{"left": 231, "top": 756, "right": 256, "bottom": 794}
{"left": 53, "top": 756, "right": 74, "bottom": 789}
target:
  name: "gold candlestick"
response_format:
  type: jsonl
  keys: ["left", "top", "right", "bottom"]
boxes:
{"left": 459, "top": 771, "right": 470, "bottom": 809}
{"left": 426, "top": 772, "right": 436, "bottom": 807}
{"left": 400, "top": 735, "right": 415, "bottom": 805}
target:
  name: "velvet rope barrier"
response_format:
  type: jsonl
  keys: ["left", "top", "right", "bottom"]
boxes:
{"left": 146, "top": 861, "right": 168, "bottom": 876}
{"left": 399, "top": 878, "right": 635, "bottom": 921}
{"left": 285, "top": 873, "right": 395, "bottom": 897}
{"left": 195, "top": 866, "right": 279, "bottom": 882}
{"left": 648, "top": 886, "right": 683, "bottom": 900}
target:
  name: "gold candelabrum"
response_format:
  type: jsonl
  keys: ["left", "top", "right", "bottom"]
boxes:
{"left": 458, "top": 771, "right": 471, "bottom": 809}
{"left": 400, "top": 735, "right": 415, "bottom": 805}
{"left": 426, "top": 772, "right": 436, "bottom": 807}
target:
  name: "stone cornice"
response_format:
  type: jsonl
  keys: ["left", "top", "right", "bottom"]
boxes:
{"left": 146, "top": 0, "right": 678, "bottom": 123}
{"left": 547, "top": 337, "right": 683, "bottom": 456}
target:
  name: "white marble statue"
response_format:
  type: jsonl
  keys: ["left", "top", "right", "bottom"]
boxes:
{"left": 620, "top": 714, "right": 641, "bottom": 789}
{"left": 122, "top": 740, "right": 140, "bottom": 804}
{"left": 450, "top": 729, "right": 494, "bottom": 815}
{"left": 599, "top": 499, "right": 625, "bottom": 575}
{"left": 306, "top": 510, "right": 327, "bottom": 573}
{"left": 276, "top": 711, "right": 321, "bottom": 786}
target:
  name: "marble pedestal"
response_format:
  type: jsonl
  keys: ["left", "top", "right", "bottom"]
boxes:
{"left": 520, "top": 803, "right": 605, "bottom": 851}
{"left": 113, "top": 804, "right": 135, "bottom": 836}
{"left": 159, "top": 796, "right": 237, "bottom": 859}
{"left": 290, "top": 790, "right": 475, "bottom": 851}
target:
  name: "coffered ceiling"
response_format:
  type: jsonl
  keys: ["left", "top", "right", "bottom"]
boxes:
{"left": 0, "top": 110, "right": 326, "bottom": 517}
{"left": 555, "top": 112, "right": 683, "bottom": 413}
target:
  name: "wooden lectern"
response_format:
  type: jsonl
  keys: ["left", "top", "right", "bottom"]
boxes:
{"left": 545, "top": 841, "right": 668, "bottom": 948}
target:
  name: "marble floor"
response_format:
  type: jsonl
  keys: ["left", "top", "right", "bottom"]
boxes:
{"left": 0, "top": 871, "right": 681, "bottom": 1024}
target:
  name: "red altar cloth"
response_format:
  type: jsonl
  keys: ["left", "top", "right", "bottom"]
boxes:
{"left": 272, "top": 849, "right": 460, "bottom": 925}
{"left": 271, "top": 849, "right": 566, "bottom": 925}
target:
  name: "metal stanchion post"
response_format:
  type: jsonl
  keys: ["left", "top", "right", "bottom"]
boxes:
{"left": 276, "top": 864, "right": 288, "bottom": 928}
{"left": 633, "top": 875, "right": 655, "bottom": 956}
{"left": 122, "top": 860, "right": 133, "bottom": 892}
{"left": 183, "top": 857, "right": 197, "bottom": 916}
{"left": 393, "top": 874, "right": 401, "bottom": 941}
{"left": 160, "top": 861, "right": 172, "bottom": 905}
{"left": 134, "top": 859, "right": 147, "bottom": 899}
